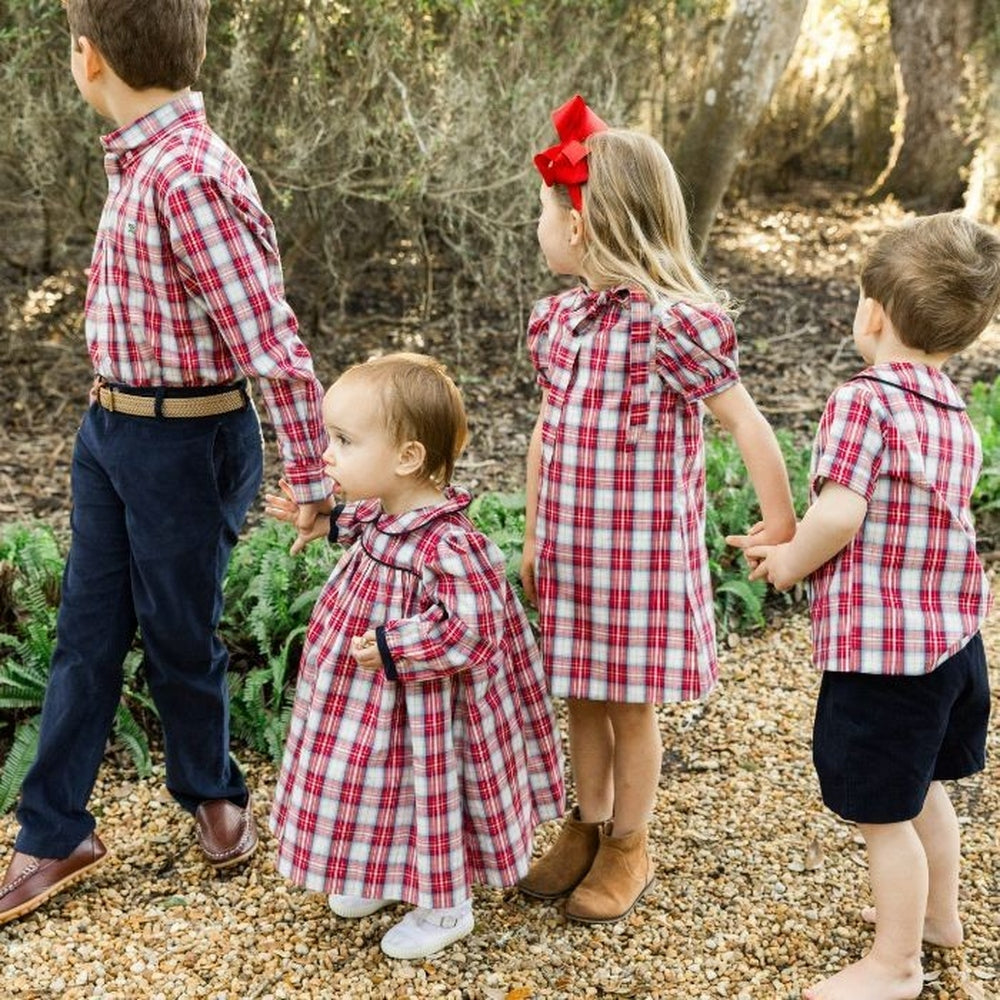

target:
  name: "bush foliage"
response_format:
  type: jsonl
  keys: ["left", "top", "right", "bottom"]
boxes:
{"left": 0, "top": 0, "right": 914, "bottom": 326}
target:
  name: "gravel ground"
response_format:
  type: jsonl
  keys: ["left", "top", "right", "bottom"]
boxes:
{"left": 1, "top": 590, "right": 997, "bottom": 1000}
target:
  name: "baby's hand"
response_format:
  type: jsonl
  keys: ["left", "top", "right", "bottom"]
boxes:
{"left": 351, "top": 632, "right": 382, "bottom": 671}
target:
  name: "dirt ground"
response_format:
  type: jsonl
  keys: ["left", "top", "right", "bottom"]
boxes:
{"left": 0, "top": 189, "right": 998, "bottom": 1000}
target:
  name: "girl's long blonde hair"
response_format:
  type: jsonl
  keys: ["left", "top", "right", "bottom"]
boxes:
{"left": 574, "top": 129, "right": 725, "bottom": 309}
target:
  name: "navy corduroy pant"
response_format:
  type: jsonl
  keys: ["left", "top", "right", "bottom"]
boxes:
{"left": 16, "top": 396, "right": 263, "bottom": 858}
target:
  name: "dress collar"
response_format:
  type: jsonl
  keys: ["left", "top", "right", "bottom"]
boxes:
{"left": 354, "top": 486, "right": 473, "bottom": 536}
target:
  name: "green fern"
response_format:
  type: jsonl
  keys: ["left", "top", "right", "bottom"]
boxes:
{"left": 113, "top": 702, "right": 153, "bottom": 778}
{"left": 0, "top": 578, "right": 55, "bottom": 713}
{"left": 228, "top": 625, "right": 305, "bottom": 763}
{"left": 222, "top": 521, "right": 337, "bottom": 760}
{"left": 0, "top": 716, "right": 40, "bottom": 813}
{"left": 0, "top": 525, "right": 155, "bottom": 811}
{"left": 969, "top": 376, "right": 1000, "bottom": 514}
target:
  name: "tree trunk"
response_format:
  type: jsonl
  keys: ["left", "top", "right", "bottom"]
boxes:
{"left": 878, "top": 0, "right": 979, "bottom": 209}
{"left": 965, "top": 69, "right": 1000, "bottom": 224}
{"left": 673, "top": 0, "right": 808, "bottom": 256}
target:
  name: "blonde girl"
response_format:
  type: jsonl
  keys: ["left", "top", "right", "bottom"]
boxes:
{"left": 518, "top": 97, "right": 795, "bottom": 922}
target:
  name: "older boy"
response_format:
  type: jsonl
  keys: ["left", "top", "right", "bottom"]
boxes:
{"left": 735, "top": 212, "right": 999, "bottom": 1000}
{"left": 0, "top": 0, "right": 330, "bottom": 924}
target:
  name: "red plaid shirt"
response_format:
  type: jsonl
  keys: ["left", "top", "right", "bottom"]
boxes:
{"left": 808, "top": 363, "right": 991, "bottom": 675}
{"left": 86, "top": 93, "right": 328, "bottom": 502}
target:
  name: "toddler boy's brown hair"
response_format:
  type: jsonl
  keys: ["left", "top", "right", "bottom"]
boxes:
{"left": 861, "top": 212, "right": 1000, "bottom": 355}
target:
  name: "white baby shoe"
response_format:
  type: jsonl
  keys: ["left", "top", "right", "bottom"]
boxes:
{"left": 379, "top": 900, "right": 474, "bottom": 960}
{"left": 328, "top": 894, "right": 397, "bottom": 918}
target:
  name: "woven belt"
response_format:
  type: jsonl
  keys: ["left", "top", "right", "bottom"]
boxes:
{"left": 95, "top": 384, "right": 246, "bottom": 418}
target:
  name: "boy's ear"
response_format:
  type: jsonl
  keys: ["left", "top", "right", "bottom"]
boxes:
{"left": 396, "top": 440, "right": 427, "bottom": 478}
{"left": 859, "top": 296, "right": 886, "bottom": 336}
{"left": 77, "top": 36, "right": 105, "bottom": 81}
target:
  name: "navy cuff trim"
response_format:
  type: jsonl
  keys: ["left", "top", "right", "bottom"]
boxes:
{"left": 328, "top": 503, "right": 346, "bottom": 544}
{"left": 375, "top": 626, "right": 397, "bottom": 681}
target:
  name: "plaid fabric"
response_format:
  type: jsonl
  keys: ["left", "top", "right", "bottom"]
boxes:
{"left": 85, "top": 93, "right": 327, "bottom": 502}
{"left": 528, "top": 285, "right": 739, "bottom": 703}
{"left": 809, "top": 362, "right": 991, "bottom": 675}
{"left": 270, "top": 487, "right": 565, "bottom": 908}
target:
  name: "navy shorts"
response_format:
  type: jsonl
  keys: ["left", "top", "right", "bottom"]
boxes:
{"left": 812, "top": 634, "right": 990, "bottom": 824}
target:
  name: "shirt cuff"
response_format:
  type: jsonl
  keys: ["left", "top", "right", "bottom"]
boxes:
{"left": 327, "top": 503, "right": 346, "bottom": 544}
{"left": 375, "top": 626, "right": 398, "bottom": 681}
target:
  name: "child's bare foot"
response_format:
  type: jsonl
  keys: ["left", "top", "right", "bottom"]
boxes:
{"left": 860, "top": 906, "right": 964, "bottom": 948}
{"left": 803, "top": 954, "right": 923, "bottom": 1000}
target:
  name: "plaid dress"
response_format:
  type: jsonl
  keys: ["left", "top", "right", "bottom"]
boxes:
{"left": 808, "top": 363, "right": 992, "bottom": 675}
{"left": 270, "top": 488, "right": 564, "bottom": 909}
{"left": 528, "top": 285, "right": 739, "bottom": 703}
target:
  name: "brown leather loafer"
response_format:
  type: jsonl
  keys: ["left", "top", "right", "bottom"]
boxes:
{"left": 195, "top": 795, "right": 258, "bottom": 869}
{"left": 0, "top": 833, "right": 108, "bottom": 925}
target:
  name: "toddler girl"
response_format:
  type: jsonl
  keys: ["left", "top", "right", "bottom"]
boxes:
{"left": 518, "top": 96, "right": 796, "bottom": 922}
{"left": 266, "top": 352, "right": 565, "bottom": 959}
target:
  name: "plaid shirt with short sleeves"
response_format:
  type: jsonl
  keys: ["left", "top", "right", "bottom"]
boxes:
{"left": 529, "top": 285, "right": 740, "bottom": 704}
{"left": 86, "top": 93, "right": 327, "bottom": 502}
{"left": 808, "top": 362, "right": 991, "bottom": 675}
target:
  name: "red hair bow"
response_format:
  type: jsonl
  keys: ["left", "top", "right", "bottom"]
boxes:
{"left": 533, "top": 95, "right": 608, "bottom": 211}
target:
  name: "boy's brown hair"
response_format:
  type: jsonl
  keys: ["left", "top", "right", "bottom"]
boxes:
{"left": 64, "top": 0, "right": 209, "bottom": 91}
{"left": 340, "top": 353, "right": 469, "bottom": 486}
{"left": 861, "top": 212, "right": 1000, "bottom": 354}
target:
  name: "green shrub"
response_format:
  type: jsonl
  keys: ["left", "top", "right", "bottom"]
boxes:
{"left": 468, "top": 491, "right": 530, "bottom": 587}
{"left": 704, "top": 428, "right": 811, "bottom": 633}
{"left": 969, "top": 376, "right": 1000, "bottom": 514}
{"left": 0, "top": 523, "right": 153, "bottom": 811}
{"left": 222, "top": 521, "right": 340, "bottom": 762}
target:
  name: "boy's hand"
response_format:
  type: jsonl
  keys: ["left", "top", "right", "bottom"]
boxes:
{"left": 351, "top": 631, "right": 381, "bottom": 671}
{"left": 743, "top": 543, "right": 797, "bottom": 591}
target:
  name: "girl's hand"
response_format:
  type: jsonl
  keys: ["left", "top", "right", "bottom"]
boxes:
{"left": 726, "top": 520, "right": 767, "bottom": 570}
{"left": 351, "top": 631, "right": 382, "bottom": 671}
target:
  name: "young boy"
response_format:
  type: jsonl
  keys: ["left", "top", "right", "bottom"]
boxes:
{"left": 734, "top": 212, "right": 999, "bottom": 1000}
{"left": 0, "top": 0, "right": 330, "bottom": 924}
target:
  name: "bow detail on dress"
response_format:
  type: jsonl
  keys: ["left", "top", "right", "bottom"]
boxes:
{"left": 533, "top": 95, "right": 608, "bottom": 211}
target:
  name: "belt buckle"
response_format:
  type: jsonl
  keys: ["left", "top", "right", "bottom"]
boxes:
{"left": 101, "top": 384, "right": 116, "bottom": 413}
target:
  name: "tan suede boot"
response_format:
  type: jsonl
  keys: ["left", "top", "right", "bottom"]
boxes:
{"left": 518, "top": 807, "right": 603, "bottom": 900}
{"left": 563, "top": 822, "right": 655, "bottom": 923}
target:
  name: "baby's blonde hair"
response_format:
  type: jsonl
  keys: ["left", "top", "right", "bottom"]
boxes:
{"left": 338, "top": 353, "right": 468, "bottom": 486}
{"left": 571, "top": 129, "right": 724, "bottom": 308}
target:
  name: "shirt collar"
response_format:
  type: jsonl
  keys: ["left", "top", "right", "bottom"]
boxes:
{"left": 100, "top": 91, "right": 205, "bottom": 160}
{"left": 856, "top": 361, "right": 966, "bottom": 411}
